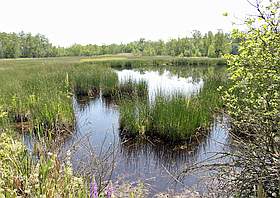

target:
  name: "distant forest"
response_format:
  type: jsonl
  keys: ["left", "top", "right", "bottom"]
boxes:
{"left": 0, "top": 30, "right": 239, "bottom": 59}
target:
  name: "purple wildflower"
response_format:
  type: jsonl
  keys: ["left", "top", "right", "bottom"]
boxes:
{"left": 90, "top": 178, "right": 93, "bottom": 198}
{"left": 93, "top": 179, "right": 98, "bottom": 198}
{"left": 90, "top": 178, "right": 98, "bottom": 198}
{"left": 106, "top": 182, "right": 114, "bottom": 198}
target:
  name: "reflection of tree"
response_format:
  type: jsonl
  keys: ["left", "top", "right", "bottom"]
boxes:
{"left": 134, "top": 65, "right": 224, "bottom": 83}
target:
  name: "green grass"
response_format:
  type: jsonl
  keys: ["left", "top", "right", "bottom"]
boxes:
{"left": 70, "top": 63, "right": 118, "bottom": 97}
{"left": 0, "top": 57, "right": 120, "bottom": 135}
{"left": 119, "top": 71, "right": 225, "bottom": 143}
{"left": 0, "top": 57, "right": 149, "bottom": 135}
{"left": 0, "top": 58, "right": 78, "bottom": 134}
{"left": 0, "top": 55, "right": 226, "bottom": 142}
{"left": 119, "top": 99, "right": 151, "bottom": 137}
{"left": 83, "top": 56, "right": 226, "bottom": 69}
{"left": 0, "top": 55, "right": 227, "bottom": 197}
{"left": 104, "top": 79, "right": 148, "bottom": 99}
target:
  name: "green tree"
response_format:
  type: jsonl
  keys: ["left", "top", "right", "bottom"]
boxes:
{"left": 0, "top": 40, "right": 4, "bottom": 58}
{"left": 224, "top": 2, "right": 279, "bottom": 133}
{"left": 214, "top": 30, "right": 231, "bottom": 57}
{"left": 222, "top": 0, "right": 279, "bottom": 196}
{"left": 207, "top": 44, "right": 216, "bottom": 58}
{"left": 0, "top": 30, "right": 236, "bottom": 58}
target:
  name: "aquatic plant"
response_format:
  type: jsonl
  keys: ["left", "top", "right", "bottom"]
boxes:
{"left": 116, "top": 79, "right": 148, "bottom": 99}
{"left": 119, "top": 99, "right": 151, "bottom": 138}
{"left": 101, "top": 76, "right": 148, "bottom": 101}
{"left": 0, "top": 58, "right": 120, "bottom": 135}
{"left": 119, "top": 72, "right": 225, "bottom": 143}
{"left": 70, "top": 63, "right": 118, "bottom": 97}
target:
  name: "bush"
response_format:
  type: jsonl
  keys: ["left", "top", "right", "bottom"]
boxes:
{"left": 221, "top": 1, "right": 280, "bottom": 197}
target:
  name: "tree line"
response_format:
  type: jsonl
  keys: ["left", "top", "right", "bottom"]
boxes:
{"left": 0, "top": 32, "right": 58, "bottom": 58}
{"left": 0, "top": 30, "right": 239, "bottom": 59}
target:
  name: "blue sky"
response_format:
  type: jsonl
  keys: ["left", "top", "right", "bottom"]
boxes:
{"left": 1, "top": 0, "right": 254, "bottom": 46}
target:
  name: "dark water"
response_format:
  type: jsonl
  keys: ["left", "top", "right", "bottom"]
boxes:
{"left": 24, "top": 68, "right": 230, "bottom": 195}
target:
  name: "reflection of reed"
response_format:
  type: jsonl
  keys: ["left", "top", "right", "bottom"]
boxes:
{"left": 118, "top": 115, "right": 230, "bottom": 173}
{"left": 118, "top": 131, "right": 209, "bottom": 171}
{"left": 75, "top": 96, "right": 118, "bottom": 111}
{"left": 75, "top": 95, "right": 95, "bottom": 110}
{"left": 102, "top": 96, "right": 118, "bottom": 109}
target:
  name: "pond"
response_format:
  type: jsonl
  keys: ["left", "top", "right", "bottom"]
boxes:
{"left": 24, "top": 67, "right": 230, "bottom": 195}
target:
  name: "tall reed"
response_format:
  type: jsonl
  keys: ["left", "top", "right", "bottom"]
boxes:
{"left": 0, "top": 58, "right": 119, "bottom": 135}
{"left": 119, "top": 72, "right": 225, "bottom": 143}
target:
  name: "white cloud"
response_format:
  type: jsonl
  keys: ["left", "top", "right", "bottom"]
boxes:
{"left": 0, "top": 0, "right": 254, "bottom": 46}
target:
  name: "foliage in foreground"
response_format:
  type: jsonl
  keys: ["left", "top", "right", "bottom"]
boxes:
{"left": 221, "top": 0, "right": 280, "bottom": 197}
{"left": 0, "top": 131, "right": 88, "bottom": 197}
{"left": 0, "top": 130, "right": 146, "bottom": 198}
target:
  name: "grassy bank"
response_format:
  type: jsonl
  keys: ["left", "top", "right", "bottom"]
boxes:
{"left": 0, "top": 57, "right": 121, "bottom": 135}
{"left": 81, "top": 56, "right": 226, "bottom": 68}
{"left": 0, "top": 58, "right": 79, "bottom": 134}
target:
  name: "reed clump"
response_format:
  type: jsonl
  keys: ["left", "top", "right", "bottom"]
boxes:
{"left": 0, "top": 58, "right": 120, "bottom": 134}
{"left": 119, "top": 74, "right": 224, "bottom": 143}
{"left": 70, "top": 63, "right": 118, "bottom": 97}
{"left": 104, "top": 79, "right": 148, "bottom": 99}
{"left": 119, "top": 99, "right": 151, "bottom": 138}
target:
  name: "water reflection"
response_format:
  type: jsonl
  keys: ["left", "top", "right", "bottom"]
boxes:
{"left": 116, "top": 69, "right": 204, "bottom": 101}
{"left": 62, "top": 69, "right": 230, "bottom": 195}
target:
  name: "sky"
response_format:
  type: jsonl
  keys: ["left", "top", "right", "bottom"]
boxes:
{"left": 0, "top": 0, "right": 254, "bottom": 46}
